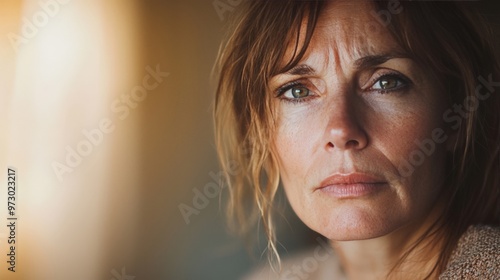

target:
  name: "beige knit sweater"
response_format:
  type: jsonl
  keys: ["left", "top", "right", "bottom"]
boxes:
{"left": 439, "top": 225, "right": 500, "bottom": 279}
{"left": 243, "top": 225, "right": 500, "bottom": 279}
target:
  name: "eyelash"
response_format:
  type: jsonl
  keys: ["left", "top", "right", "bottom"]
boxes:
{"left": 275, "top": 72, "right": 412, "bottom": 104}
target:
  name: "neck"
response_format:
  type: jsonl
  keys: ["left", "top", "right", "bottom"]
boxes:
{"left": 332, "top": 206, "right": 445, "bottom": 280}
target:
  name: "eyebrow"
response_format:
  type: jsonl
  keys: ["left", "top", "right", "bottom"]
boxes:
{"left": 286, "top": 64, "right": 316, "bottom": 76}
{"left": 277, "top": 53, "right": 409, "bottom": 76}
{"left": 354, "top": 54, "right": 408, "bottom": 69}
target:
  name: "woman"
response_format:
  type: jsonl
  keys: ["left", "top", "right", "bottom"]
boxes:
{"left": 214, "top": 0, "right": 500, "bottom": 279}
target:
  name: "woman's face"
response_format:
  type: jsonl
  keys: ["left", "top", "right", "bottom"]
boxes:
{"left": 270, "top": 1, "right": 449, "bottom": 240}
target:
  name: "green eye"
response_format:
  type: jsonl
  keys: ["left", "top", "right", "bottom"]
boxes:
{"left": 277, "top": 83, "right": 314, "bottom": 104}
{"left": 290, "top": 86, "right": 310, "bottom": 98}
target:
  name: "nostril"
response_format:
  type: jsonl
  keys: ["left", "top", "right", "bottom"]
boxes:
{"left": 345, "top": 140, "right": 359, "bottom": 148}
{"left": 327, "top": 142, "right": 334, "bottom": 148}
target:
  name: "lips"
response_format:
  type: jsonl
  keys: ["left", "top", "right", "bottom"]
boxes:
{"left": 315, "top": 173, "right": 387, "bottom": 198}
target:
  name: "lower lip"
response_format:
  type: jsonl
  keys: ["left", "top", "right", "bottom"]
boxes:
{"left": 318, "top": 183, "right": 387, "bottom": 198}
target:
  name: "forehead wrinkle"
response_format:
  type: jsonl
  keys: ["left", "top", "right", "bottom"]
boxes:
{"left": 303, "top": 27, "right": 371, "bottom": 81}
{"left": 276, "top": 0, "right": 400, "bottom": 80}
{"left": 299, "top": 1, "right": 402, "bottom": 79}
{"left": 315, "top": 0, "right": 387, "bottom": 70}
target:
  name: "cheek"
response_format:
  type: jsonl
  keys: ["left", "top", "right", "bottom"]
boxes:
{"left": 274, "top": 106, "right": 326, "bottom": 184}
{"left": 365, "top": 91, "right": 447, "bottom": 173}
{"left": 370, "top": 98, "right": 449, "bottom": 217}
{"left": 374, "top": 114, "right": 427, "bottom": 169}
{"left": 273, "top": 108, "right": 327, "bottom": 217}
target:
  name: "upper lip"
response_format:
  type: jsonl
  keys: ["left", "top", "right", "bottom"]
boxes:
{"left": 316, "top": 173, "right": 386, "bottom": 191}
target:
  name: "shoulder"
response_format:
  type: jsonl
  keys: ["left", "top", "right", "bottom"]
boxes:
{"left": 440, "top": 225, "right": 500, "bottom": 279}
{"left": 242, "top": 245, "right": 346, "bottom": 280}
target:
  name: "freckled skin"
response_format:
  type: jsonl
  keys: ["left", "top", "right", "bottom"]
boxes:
{"left": 271, "top": 1, "right": 449, "bottom": 241}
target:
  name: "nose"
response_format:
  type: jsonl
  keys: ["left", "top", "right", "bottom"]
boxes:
{"left": 325, "top": 96, "right": 368, "bottom": 151}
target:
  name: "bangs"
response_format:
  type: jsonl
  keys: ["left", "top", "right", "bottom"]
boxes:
{"left": 272, "top": 1, "right": 324, "bottom": 76}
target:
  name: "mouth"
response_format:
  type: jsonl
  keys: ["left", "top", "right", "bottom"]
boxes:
{"left": 315, "top": 173, "right": 388, "bottom": 198}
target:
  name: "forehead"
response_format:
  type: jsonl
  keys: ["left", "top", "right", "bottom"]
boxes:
{"left": 281, "top": 0, "right": 403, "bottom": 72}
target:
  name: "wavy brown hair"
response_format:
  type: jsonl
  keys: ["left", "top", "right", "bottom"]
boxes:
{"left": 214, "top": 0, "right": 500, "bottom": 276}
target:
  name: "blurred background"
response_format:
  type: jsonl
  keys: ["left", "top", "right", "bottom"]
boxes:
{"left": 0, "top": 0, "right": 313, "bottom": 279}
{"left": 1, "top": 1, "right": 499, "bottom": 280}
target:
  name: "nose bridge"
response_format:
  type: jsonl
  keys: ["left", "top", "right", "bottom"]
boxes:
{"left": 328, "top": 89, "right": 354, "bottom": 126}
{"left": 324, "top": 85, "right": 368, "bottom": 151}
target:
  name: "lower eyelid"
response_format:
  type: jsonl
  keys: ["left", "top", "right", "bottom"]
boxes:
{"left": 279, "top": 94, "right": 319, "bottom": 105}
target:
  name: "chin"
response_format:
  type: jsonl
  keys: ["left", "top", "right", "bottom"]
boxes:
{"left": 321, "top": 225, "right": 395, "bottom": 241}
{"left": 304, "top": 204, "right": 405, "bottom": 241}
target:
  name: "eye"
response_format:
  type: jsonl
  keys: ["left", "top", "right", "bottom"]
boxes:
{"left": 370, "top": 74, "right": 410, "bottom": 92}
{"left": 276, "top": 81, "right": 315, "bottom": 103}
{"left": 286, "top": 86, "right": 310, "bottom": 99}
